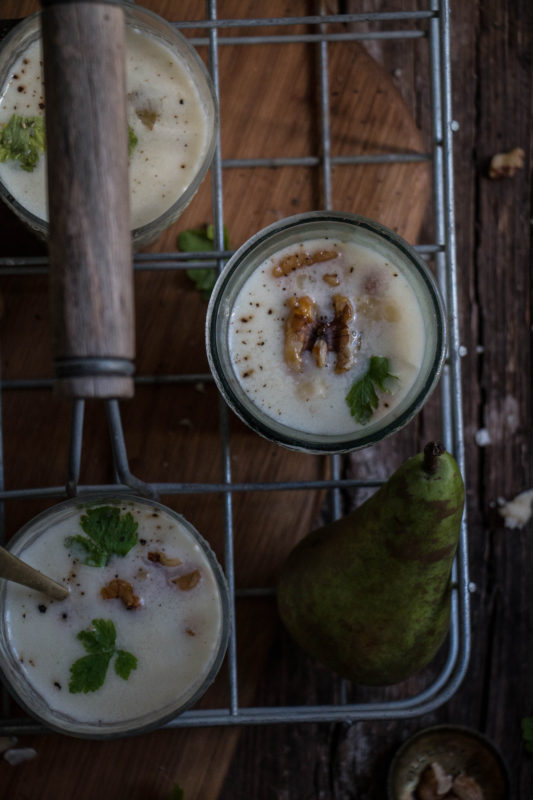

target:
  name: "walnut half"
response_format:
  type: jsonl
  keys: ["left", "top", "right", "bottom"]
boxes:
{"left": 284, "top": 294, "right": 357, "bottom": 373}
{"left": 332, "top": 294, "right": 356, "bottom": 373}
{"left": 284, "top": 296, "right": 317, "bottom": 372}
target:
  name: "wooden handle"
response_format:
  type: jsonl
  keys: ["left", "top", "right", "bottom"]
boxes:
{"left": 42, "top": 1, "right": 134, "bottom": 398}
{"left": 0, "top": 546, "right": 69, "bottom": 601}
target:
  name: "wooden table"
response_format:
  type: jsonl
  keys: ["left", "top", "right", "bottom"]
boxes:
{"left": 0, "top": 1, "right": 531, "bottom": 798}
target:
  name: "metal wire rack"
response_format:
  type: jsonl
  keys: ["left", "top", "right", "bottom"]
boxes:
{"left": 0, "top": 0, "right": 469, "bottom": 734}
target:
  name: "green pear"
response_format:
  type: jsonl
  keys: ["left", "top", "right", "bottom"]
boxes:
{"left": 276, "top": 442, "right": 465, "bottom": 686}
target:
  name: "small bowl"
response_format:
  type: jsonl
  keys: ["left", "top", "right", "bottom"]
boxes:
{"left": 0, "top": 494, "right": 230, "bottom": 739}
{"left": 387, "top": 724, "right": 510, "bottom": 800}
{"left": 206, "top": 211, "right": 446, "bottom": 454}
{"left": 0, "top": 6, "right": 218, "bottom": 248}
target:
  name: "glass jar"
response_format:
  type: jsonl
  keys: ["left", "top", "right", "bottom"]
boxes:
{"left": 0, "top": 494, "right": 230, "bottom": 738}
{"left": 0, "top": 4, "right": 218, "bottom": 249}
{"left": 206, "top": 211, "right": 447, "bottom": 454}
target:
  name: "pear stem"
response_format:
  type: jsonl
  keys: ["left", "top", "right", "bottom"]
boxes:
{"left": 423, "top": 441, "right": 446, "bottom": 474}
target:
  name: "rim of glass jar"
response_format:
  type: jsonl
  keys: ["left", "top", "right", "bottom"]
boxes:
{"left": 0, "top": 6, "right": 218, "bottom": 247}
{"left": 206, "top": 211, "right": 447, "bottom": 455}
{"left": 0, "top": 493, "right": 230, "bottom": 739}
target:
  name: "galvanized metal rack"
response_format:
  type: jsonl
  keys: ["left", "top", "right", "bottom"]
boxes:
{"left": 0, "top": 0, "right": 469, "bottom": 734}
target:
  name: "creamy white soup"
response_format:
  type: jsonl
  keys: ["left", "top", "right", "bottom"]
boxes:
{"left": 228, "top": 238, "right": 425, "bottom": 436}
{"left": 0, "top": 26, "right": 210, "bottom": 229}
{"left": 3, "top": 501, "right": 224, "bottom": 726}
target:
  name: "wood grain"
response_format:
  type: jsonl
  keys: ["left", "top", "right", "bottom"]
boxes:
{"left": 0, "top": 2, "right": 434, "bottom": 799}
{"left": 220, "top": 3, "right": 533, "bottom": 799}
{"left": 43, "top": 3, "right": 134, "bottom": 399}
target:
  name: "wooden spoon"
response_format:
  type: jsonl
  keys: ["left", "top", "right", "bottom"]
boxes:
{"left": 0, "top": 547, "right": 69, "bottom": 601}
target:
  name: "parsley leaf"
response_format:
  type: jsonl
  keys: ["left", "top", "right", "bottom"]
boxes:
{"left": 128, "top": 124, "right": 138, "bottom": 157}
{"left": 522, "top": 716, "right": 533, "bottom": 755}
{"left": 345, "top": 356, "right": 398, "bottom": 425}
{"left": 65, "top": 534, "right": 107, "bottom": 567}
{"left": 69, "top": 619, "right": 137, "bottom": 694}
{"left": 0, "top": 116, "right": 136, "bottom": 170}
{"left": 115, "top": 649, "right": 138, "bottom": 680}
{"left": 178, "top": 224, "right": 229, "bottom": 300}
{"left": 76, "top": 617, "right": 116, "bottom": 653}
{"left": 69, "top": 652, "right": 113, "bottom": 694}
{"left": 65, "top": 505, "right": 138, "bottom": 567}
{"left": 0, "top": 114, "right": 46, "bottom": 172}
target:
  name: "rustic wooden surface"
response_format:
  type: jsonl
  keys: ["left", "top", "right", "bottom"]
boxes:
{"left": 0, "top": 1, "right": 531, "bottom": 798}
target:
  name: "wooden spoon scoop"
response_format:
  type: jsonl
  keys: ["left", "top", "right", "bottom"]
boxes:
{"left": 0, "top": 547, "right": 69, "bottom": 601}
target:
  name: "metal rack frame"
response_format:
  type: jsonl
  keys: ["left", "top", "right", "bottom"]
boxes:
{"left": 0, "top": 0, "right": 469, "bottom": 735}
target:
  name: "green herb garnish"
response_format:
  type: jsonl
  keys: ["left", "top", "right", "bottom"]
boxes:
{"left": 128, "top": 124, "right": 138, "bottom": 157}
{"left": 169, "top": 786, "right": 185, "bottom": 800}
{"left": 178, "top": 223, "right": 230, "bottom": 300}
{"left": 65, "top": 505, "right": 138, "bottom": 567}
{"left": 522, "top": 716, "right": 533, "bottom": 755}
{"left": 69, "top": 618, "right": 137, "bottom": 694}
{"left": 0, "top": 114, "right": 46, "bottom": 172}
{"left": 345, "top": 355, "right": 398, "bottom": 425}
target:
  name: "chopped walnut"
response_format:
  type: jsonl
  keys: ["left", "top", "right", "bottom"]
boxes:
{"left": 413, "top": 763, "right": 485, "bottom": 800}
{"left": 136, "top": 108, "right": 158, "bottom": 130}
{"left": 148, "top": 551, "right": 182, "bottom": 567}
{"left": 488, "top": 147, "right": 525, "bottom": 179}
{"left": 173, "top": 569, "right": 201, "bottom": 591}
{"left": 451, "top": 774, "right": 485, "bottom": 800}
{"left": 272, "top": 248, "right": 338, "bottom": 277}
{"left": 284, "top": 296, "right": 317, "bottom": 372}
{"left": 415, "top": 763, "right": 451, "bottom": 800}
{"left": 100, "top": 579, "right": 141, "bottom": 610}
{"left": 429, "top": 762, "right": 453, "bottom": 796}
{"left": 284, "top": 294, "right": 356, "bottom": 373}
{"left": 332, "top": 295, "right": 356, "bottom": 373}
{"left": 323, "top": 273, "right": 340, "bottom": 287}
{"left": 312, "top": 338, "right": 328, "bottom": 368}
{"left": 128, "top": 90, "right": 160, "bottom": 130}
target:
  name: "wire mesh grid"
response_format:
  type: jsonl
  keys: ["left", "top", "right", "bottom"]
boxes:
{"left": 0, "top": 0, "right": 469, "bottom": 734}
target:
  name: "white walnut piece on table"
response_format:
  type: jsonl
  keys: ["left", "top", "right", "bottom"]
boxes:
{"left": 497, "top": 488, "right": 533, "bottom": 529}
{"left": 488, "top": 146, "right": 525, "bottom": 179}
{"left": 3, "top": 747, "right": 37, "bottom": 765}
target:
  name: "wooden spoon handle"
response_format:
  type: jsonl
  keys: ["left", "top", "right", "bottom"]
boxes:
{"left": 42, "top": 0, "right": 134, "bottom": 399}
{"left": 0, "top": 547, "right": 69, "bottom": 601}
